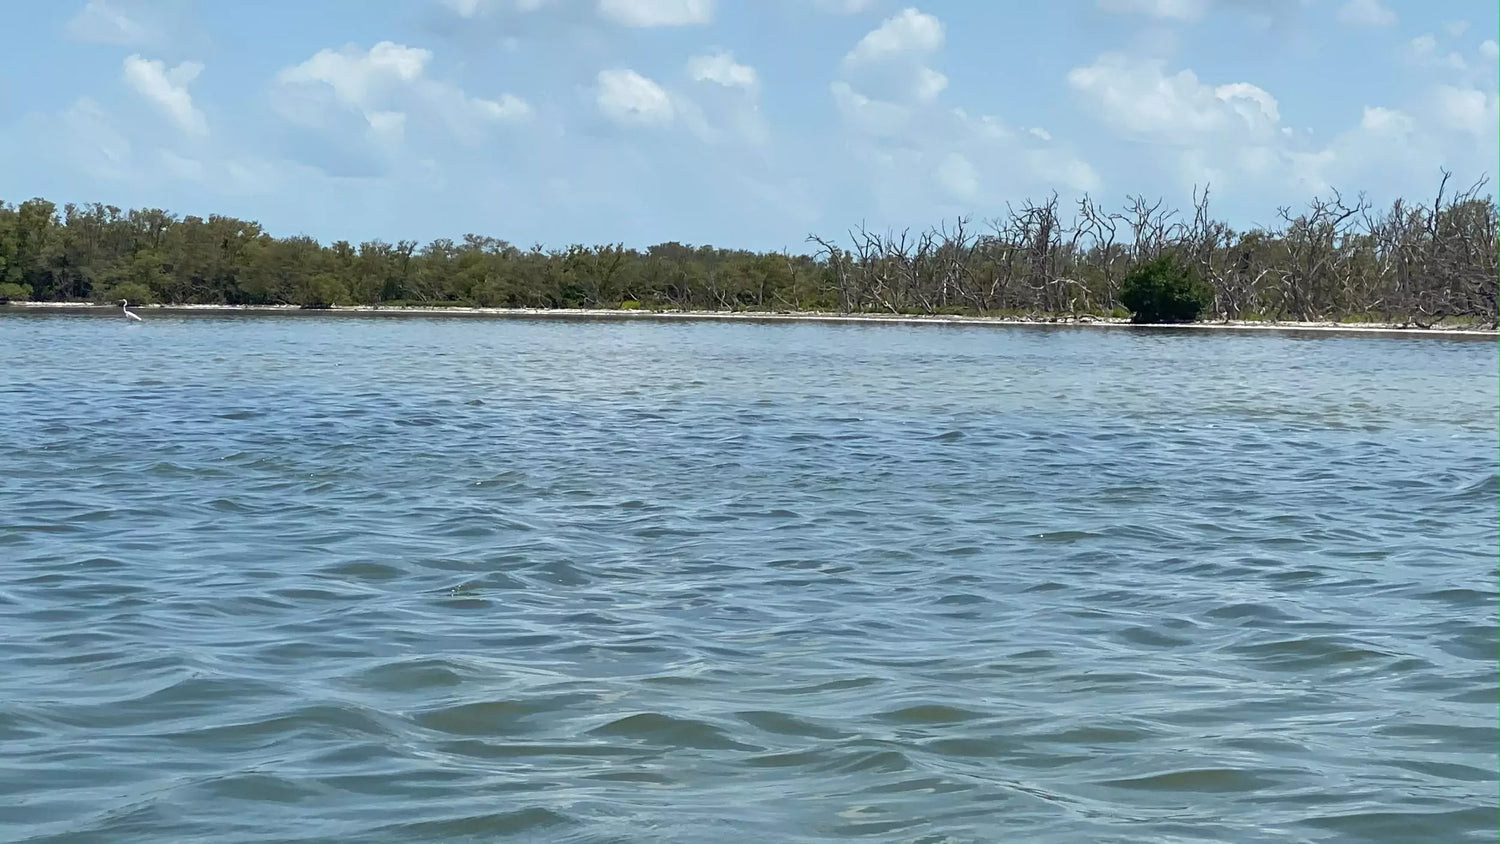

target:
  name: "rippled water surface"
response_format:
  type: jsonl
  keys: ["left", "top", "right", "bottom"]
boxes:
{"left": 1, "top": 312, "right": 1496, "bottom": 843}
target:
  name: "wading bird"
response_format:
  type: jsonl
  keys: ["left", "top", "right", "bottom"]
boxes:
{"left": 120, "top": 299, "right": 143, "bottom": 322}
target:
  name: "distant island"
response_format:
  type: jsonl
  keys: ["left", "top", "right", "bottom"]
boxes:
{"left": 2, "top": 171, "right": 1494, "bottom": 330}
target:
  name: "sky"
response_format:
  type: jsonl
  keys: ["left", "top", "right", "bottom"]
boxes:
{"left": 0, "top": 0, "right": 1496, "bottom": 253}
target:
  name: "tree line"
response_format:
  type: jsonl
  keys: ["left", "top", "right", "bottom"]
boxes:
{"left": 1, "top": 171, "right": 1493, "bottom": 327}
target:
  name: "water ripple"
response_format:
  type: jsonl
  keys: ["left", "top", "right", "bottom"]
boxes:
{"left": 0, "top": 313, "right": 1495, "bottom": 842}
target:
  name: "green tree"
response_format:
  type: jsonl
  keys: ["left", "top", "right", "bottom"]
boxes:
{"left": 294, "top": 272, "right": 348, "bottom": 308}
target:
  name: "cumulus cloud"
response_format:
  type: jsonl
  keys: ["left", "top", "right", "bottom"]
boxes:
{"left": 1067, "top": 53, "right": 1280, "bottom": 145}
{"left": 445, "top": 0, "right": 485, "bottom": 15}
{"left": 597, "top": 0, "right": 713, "bottom": 27}
{"left": 122, "top": 55, "right": 207, "bottom": 136}
{"left": 840, "top": 8, "right": 948, "bottom": 104}
{"left": 1068, "top": 52, "right": 1314, "bottom": 192}
{"left": 441, "top": 0, "right": 557, "bottom": 17}
{"left": 1283, "top": 106, "right": 1434, "bottom": 198}
{"left": 279, "top": 42, "right": 428, "bottom": 108}
{"left": 1358, "top": 105, "right": 1413, "bottom": 136}
{"left": 273, "top": 41, "right": 531, "bottom": 151}
{"left": 596, "top": 68, "right": 675, "bottom": 126}
{"left": 1335, "top": 0, "right": 1395, "bottom": 27}
{"left": 824, "top": 4, "right": 1098, "bottom": 213}
{"left": 683, "top": 54, "right": 768, "bottom": 145}
{"left": 688, "top": 51, "right": 758, "bottom": 92}
{"left": 844, "top": 8, "right": 944, "bottom": 64}
{"left": 1096, "top": 0, "right": 1208, "bottom": 21}
{"left": 829, "top": 81, "right": 912, "bottom": 138}
{"left": 814, "top": 0, "right": 877, "bottom": 12}
{"left": 1097, "top": 0, "right": 1307, "bottom": 27}
{"left": 64, "top": 0, "right": 207, "bottom": 53}
{"left": 829, "top": 77, "right": 1098, "bottom": 222}
{"left": 1405, "top": 34, "right": 1469, "bottom": 71}
{"left": 934, "top": 152, "right": 979, "bottom": 199}
{"left": 66, "top": 0, "right": 154, "bottom": 45}
{"left": 913, "top": 66, "right": 948, "bottom": 101}
{"left": 1068, "top": 47, "right": 1495, "bottom": 208}
{"left": 1432, "top": 85, "right": 1498, "bottom": 138}
{"left": 1407, "top": 33, "right": 1437, "bottom": 56}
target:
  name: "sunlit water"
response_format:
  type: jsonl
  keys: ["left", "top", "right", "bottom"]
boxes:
{"left": 1, "top": 311, "right": 1495, "bottom": 843}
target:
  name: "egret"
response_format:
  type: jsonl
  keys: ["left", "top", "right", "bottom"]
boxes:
{"left": 120, "top": 299, "right": 143, "bottom": 322}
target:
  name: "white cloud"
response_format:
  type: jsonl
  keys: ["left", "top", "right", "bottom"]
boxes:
{"left": 683, "top": 54, "right": 767, "bottom": 145}
{"left": 829, "top": 77, "right": 1099, "bottom": 223}
{"left": 1068, "top": 47, "right": 1495, "bottom": 209}
{"left": 122, "top": 55, "right": 207, "bottom": 136}
{"left": 365, "top": 110, "right": 407, "bottom": 144}
{"left": 273, "top": 42, "right": 531, "bottom": 149}
{"left": 839, "top": 8, "right": 948, "bottom": 105}
{"left": 596, "top": 68, "right": 675, "bottom": 126}
{"left": 1286, "top": 106, "right": 1435, "bottom": 197}
{"left": 1097, "top": 0, "right": 1310, "bottom": 27}
{"left": 1097, "top": 0, "right": 1208, "bottom": 21}
{"left": 1067, "top": 53, "right": 1280, "bottom": 144}
{"left": 1408, "top": 33, "right": 1437, "bottom": 55}
{"left": 597, "top": 0, "right": 713, "bottom": 26}
{"left": 1335, "top": 0, "right": 1395, "bottom": 27}
{"left": 1482, "top": 40, "right": 1499, "bottom": 61}
{"left": 1067, "top": 52, "right": 1326, "bottom": 194}
{"left": 64, "top": 0, "right": 207, "bottom": 53}
{"left": 935, "top": 152, "right": 978, "bottom": 199}
{"left": 473, "top": 94, "right": 534, "bottom": 120}
{"left": 845, "top": 8, "right": 944, "bottom": 64}
{"left": 1359, "top": 105, "right": 1413, "bottom": 136}
{"left": 1444, "top": 20, "right": 1469, "bottom": 38}
{"left": 443, "top": 0, "right": 555, "bottom": 15}
{"left": 814, "top": 0, "right": 877, "bottom": 12}
{"left": 279, "top": 42, "right": 429, "bottom": 108}
{"left": 1406, "top": 34, "right": 1468, "bottom": 71}
{"left": 1432, "top": 84, "right": 1498, "bottom": 138}
{"left": 688, "top": 52, "right": 758, "bottom": 91}
{"left": 914, "top": 66, "right": 948, "bottom": 102}
{"left": 65, "top": 0, "right": 154, "bottom": 46}
{"left": 830, "top": 81, "right": 912, "bottom": 137}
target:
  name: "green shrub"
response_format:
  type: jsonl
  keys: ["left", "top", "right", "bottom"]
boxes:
{"left": 1118, "top": 255, "right": 1211, "bottom": 324}
{"left": 619, "top": 299, "right": 641, "bottom": 310}
{"left": 0, "top": 282, "right": 31, "bottom": 303}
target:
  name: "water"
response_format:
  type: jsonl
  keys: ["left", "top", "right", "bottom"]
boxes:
{"left": 1, "top": 312, "right": 1495, "bottom": 843}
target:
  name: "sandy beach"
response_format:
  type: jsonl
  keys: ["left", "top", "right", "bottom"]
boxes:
{"left": 7, "top": 301, "right": 1495, "bottom": 337}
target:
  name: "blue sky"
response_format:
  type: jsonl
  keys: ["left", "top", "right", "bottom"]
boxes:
{"left": 1, "top": 0, "right": 1495, "bottom": 252}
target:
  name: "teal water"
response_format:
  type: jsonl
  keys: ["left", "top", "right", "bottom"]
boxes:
{"left": 1, "top": 312, "right": 1496, "bottom": 843}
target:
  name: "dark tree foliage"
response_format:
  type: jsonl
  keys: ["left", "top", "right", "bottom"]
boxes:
{"left": 1119, "top": 254, "right": 1213, "bottom": 323}
{"left": 1, "top": 172, "right": 1494, "bottom": 327}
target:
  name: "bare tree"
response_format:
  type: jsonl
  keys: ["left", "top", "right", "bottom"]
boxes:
{"left": 804, "top": 170, "right": 1495, "bottom": 326}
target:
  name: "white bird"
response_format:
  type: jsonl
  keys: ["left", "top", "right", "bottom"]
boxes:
{"left": 120, "top": 299, "right": 143, "bottom": 322}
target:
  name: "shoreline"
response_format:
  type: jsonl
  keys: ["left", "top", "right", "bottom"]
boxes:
{"left": 6, "top": 301, "right": 1496, "bottom": 337}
